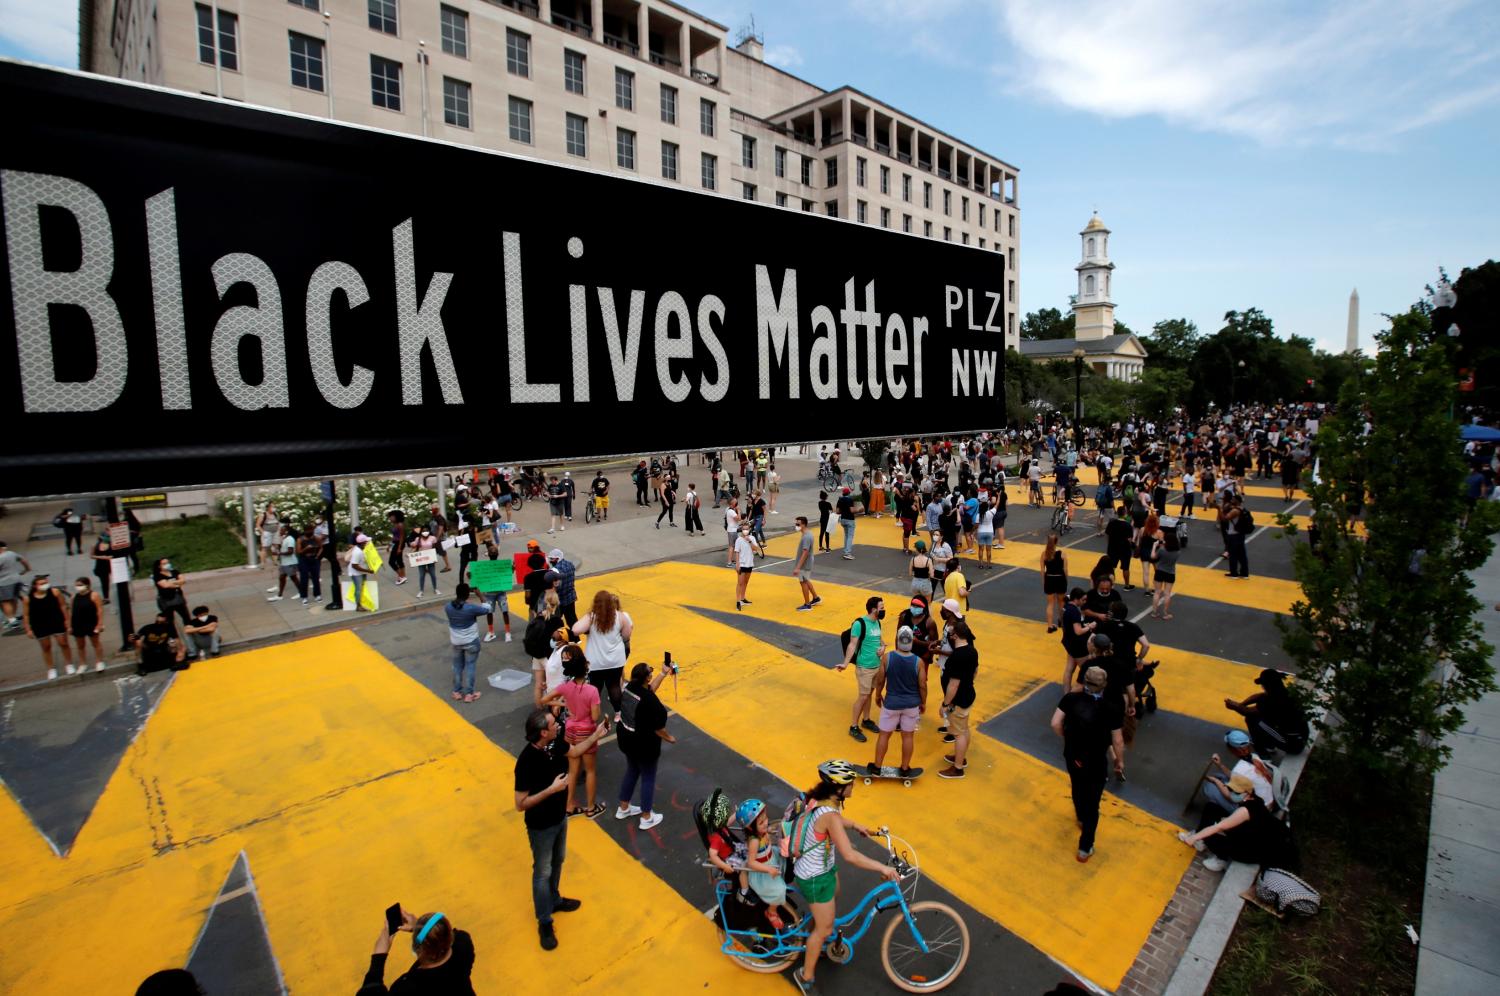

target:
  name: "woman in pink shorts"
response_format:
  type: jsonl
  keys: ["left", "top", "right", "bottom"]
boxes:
{"left": 543, "top": 646, "right": 607, "bottom": 818}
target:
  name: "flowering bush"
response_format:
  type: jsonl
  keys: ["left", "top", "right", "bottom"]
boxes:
{"left": 217, "top": 479, "right": 437, "bottom": 545}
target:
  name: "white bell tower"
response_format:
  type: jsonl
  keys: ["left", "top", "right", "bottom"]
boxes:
{"left": 1073, "top": 212, "right": 1116, "bottom": 341}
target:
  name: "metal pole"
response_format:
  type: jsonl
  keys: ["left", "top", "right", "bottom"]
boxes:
{"left": 1074, "top": 355, "right": 1083, "bottom": 425}
{"left": 437, "top": 473, "right": 447, "bottom": 521}
{"left": 323, "top": 11, "right": 334, "bottom": 118}
{"left": 418, "top": 46, "right": 430, "bottom": 137}
{"left": 348, "top": 478, "right": 361, "bottom": 534}
{"left": 105, "top": 497, "right": 135, "bottom": 653}
{"left": 241, "top": 486, "right": 258, "bottom": 567}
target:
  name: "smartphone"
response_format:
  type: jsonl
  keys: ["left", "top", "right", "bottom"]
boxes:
{"left": 663, "top": 651, "right": 672, "bottom": 667}
{"left": 385, "top": 903, "right": 403, "bottom": 935}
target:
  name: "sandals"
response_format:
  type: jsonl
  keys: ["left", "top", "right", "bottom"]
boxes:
{"left": 451, "top": 691, "right": 463, "bottom": 701}
{"left": 566, "top": 807, "right": 586, "bottom": 819}
{"left": 584, "top": 803, "right": 607, "bottom": 819}
{"left": 1162, "top": 613, "right": 1174, "bottom": 621}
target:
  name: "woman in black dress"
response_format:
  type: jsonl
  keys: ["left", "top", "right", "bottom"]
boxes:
{"left": 89, "top": 535, "right": 114, "bottom": 604}
{"left": 1041, "top": 531, "right": 1068, "bottom": 632}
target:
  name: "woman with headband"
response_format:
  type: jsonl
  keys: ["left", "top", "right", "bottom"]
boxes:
{"left": 357, "top": 907, "right": 475, "bottom": 994}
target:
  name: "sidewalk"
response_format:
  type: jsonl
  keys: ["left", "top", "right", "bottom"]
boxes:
{"left": 0, "top": 449, "right": 843, "bottom": 693}
{"left": 1417, "top": 553, "right": 1500, "bottom": 995}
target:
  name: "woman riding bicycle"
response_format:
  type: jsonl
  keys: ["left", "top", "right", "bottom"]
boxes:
{"left": 792, "top": 760, "right": 900, "bottom": 993}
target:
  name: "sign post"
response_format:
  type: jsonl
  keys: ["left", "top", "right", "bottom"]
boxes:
{"left": 104, "top": 497, "right": 135, "bottom": 653}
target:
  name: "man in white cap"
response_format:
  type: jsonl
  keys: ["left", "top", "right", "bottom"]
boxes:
{"left": 548, "top": 548, "right": 579, "bottom": 627}
{"left": 347, "top": 533, "right": 374, "bottom": 612}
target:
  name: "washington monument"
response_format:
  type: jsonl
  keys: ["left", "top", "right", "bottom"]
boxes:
{"left": 1346, "top": 288, "right": 1359, "bottom": 354}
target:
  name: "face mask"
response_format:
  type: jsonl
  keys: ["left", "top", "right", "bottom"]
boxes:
{"left": 877, "top": 608, "right": 887, "bottom": 620}
{"left": 164, "top": 563, "right": 173, "bottom": 572}
{"left": 911, "top": 606, "right": 924, "bottom": 617}
{"left": 75, "top": 585, "right": 87, "bottom": 593}
{"left": 34, "top": 581, "right": 49, "bottom": 592}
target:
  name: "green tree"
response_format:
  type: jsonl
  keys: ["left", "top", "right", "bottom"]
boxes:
{"left": 1020, "top": 307, "right": 1075, "bottom": 341}
{"left": 855, "top": 439, "right": 890, "bottom": 475}
{"left": 1220, "top": 307, "right": 1275, "bottom": 339}
{"left": 1128, "top": 367, "right": 1193, "bottom": 418}
{"left": 1452, "top": 259, "right": 1500, "bottom": 416}
{"left": 1142, "top": 318, "right": 1200, "bottom": 372}
{"left": 1280, "top": 305, "right": 1498, "bottom": 780}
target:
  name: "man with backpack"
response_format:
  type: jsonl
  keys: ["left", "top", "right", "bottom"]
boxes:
{"left": 1051, "top": 665, "right": 1125, "bottom": 863}
{"left": 837, "top": 597, "right": 886, "bottom": 743}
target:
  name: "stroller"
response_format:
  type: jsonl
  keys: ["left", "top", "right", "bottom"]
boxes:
{"left": 1134, "top": 659, "right": 1161, "bottom": 716}
{"left": 693, "top": 789, "right": 797, "bottom": 947}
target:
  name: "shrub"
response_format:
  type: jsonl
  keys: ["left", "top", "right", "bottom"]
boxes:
{"left": 217, "top": 479, "right": 437, "bottom": 545}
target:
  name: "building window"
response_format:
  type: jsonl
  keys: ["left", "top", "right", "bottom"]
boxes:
{"left": 701, "top": 153, "right": 717, "bottom": 190}
{"left": 616, "top": 128, "right": 636, "bottom": 169}
{"left": 1008, "top": 214, "right": 1015, "bottom": 237}
{"left": 507, "top": 94, "right": 533, "bottom": 142}
{"left": 857, "top": 157, "right": 867, "bottom": 187}
{"left": 446, "top": 78, "right": 474, "bottom": 129}
{"left": 996, "top": 210, "right": 1002, "bottom": 233}
{"left": 565, "top": 112, "right": 587, "bottom": 157}
{"left": 826, "top": 201, "right": 838, "bottom": 218}
{"left": 1086, "top": 237, "right": 1095, "bottom": 257}
{"left": 440, "top": 5, "right": 468, "bottom": 58}
{"left": 880, "top": 207, "right": 890, "bottom": 228}
{"left": 506, "top": 29, "right": 530, "bottom": 77}
{"left": 614, "top": 67, "right": 634, "bottom": 110}
{"left": 775, "top": 192, "right": 787, "bottom": 207}
{"left": 1009, "top": 280, "right": 1016, "bottom": 302}
{"left": 288, "top": 32, "right": 324, "bottom": 92}
{"left": 1085, "top": 275, "right": 1095, "bottom": 295}
{"left": 900, "top": 174, "right": 910, "bottom": 202}
{"left": 943, "top": 226, "right": 951, "bottom": 241}
{"left": 367, "top": 0, "right": 397, "bottom": 35}
{"left": 800, "top": 156, "right": 812, "bottom": 186}
{"left": 943, "top": 190, "right": 951, "bottom": 215}
{"left": 923, "top": 182, "right": 932, "bottom": 209}
{"left": 1009, "top": 247, "right": 1016, "bottom": 271}
{"left": 962, "top": 232, "right": 970, "bottom": 245}
{"left": 903, "top": 215, "right": 912, "bottom": 233}
{"left": 978, "top": 203, "right": 986, "bottom": 227}
{"left": 742, "top": 135, "right": 756, "bottom": 169}
{"left": 825, "top": 158, "right": 838, "bottom": 186}
{"left": 563, "top": 49, "right": 585, "bottom": 94}
{"left": 660, "top": 84, "right": 677, "bottom": 124}
{"left": 195, "top": 5, "right": 238, "bottom": 70}
{"left": 290, "top": 0, "right": 320, "bottom": 9}
{"left": 661, "top": 141, "right": 678, "bottom": 180}
{"left": 979, "top": 237, "right": 986, "bottom": 249}
{"left": 774, "top": 147, "right": 786, "bottom": 178}
{"left": 924, "top": 221, "right": 932, "bottom": 237}
{"left": 743, "top": 183, "right": 757, "bottom": 201}
{"left": 370, "top": 55, "right": 402, "bottom": 110}
{"left": 700, "top": 98, "right": 716, "bottom": 137}
{"left": 857, "top": 201, "right": 867, "bottom": 223}
{"left": 879, "top": 165, "right": 889, "bottom": 194}
{"left": 802, "top": 199, "right": 814, "bottom": 212}
{"left": 962, "top": 196, "right": 969, "bottom": 221}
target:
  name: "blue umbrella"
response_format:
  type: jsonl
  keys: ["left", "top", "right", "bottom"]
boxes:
{"left": 1460, "top": 424, "right": 1500, "bottom": 442}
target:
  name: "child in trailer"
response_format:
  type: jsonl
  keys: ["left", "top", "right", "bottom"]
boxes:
{"left": 738, "top": 799, "right": 796, "bottom": 930}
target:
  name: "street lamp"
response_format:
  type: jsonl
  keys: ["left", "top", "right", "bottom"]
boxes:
{"left": 1072, "top": 347, "right": 1087, "bottom": 426}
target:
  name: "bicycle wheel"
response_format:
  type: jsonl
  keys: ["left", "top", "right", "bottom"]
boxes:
{"left": 880, "top": 900, "right": 971, "bottom": 992}
{"left": 584, "top": 500, "right": 595, "bottom": 524}
{"left": 718, "top": 926, "right": 798, "bottom": 975}
{"left": 1050, "top": 507, "right": 1068, "bottom": 534}
{"left": 510, "top": 494, "right": 523, "bottom": 514}
{"left": 1069, "top": 485, "right": 1086, "bottom": 507}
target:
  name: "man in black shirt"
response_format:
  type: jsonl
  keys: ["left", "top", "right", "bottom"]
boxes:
{"left": 132, "top": 612, "right": 187, "bottom": 675}
{"left": 1104, "top": 511, "right": 1135, "bottom": 588}
{"left": 1083, "top": 575, "right": 1123, "bottom": 624}
{"left": 590, "top": 471, "right": 610, "bottom": 521}
{"left": 514, "top": 708, "right": 609, "bottom": 951}
{"left": 937, "top": 620, "right": 979, "bottom": 779}
{"left": 1051, "top": 665, "right": 1124, "bottom": 863}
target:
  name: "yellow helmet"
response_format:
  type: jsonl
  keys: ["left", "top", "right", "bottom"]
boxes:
{"left": 818, "top": 759, "right": 857, "bottom": 786}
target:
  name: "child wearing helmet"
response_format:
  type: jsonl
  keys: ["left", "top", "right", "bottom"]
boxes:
{"left": 738, "top": 799, "right": 794, "bottom": 930}
{"left": 701, "top": 790, "right": 746, "bottom": 879}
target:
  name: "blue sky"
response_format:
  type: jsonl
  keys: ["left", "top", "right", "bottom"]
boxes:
{"left": 3, "top": 0, "right": 1497, "bottom": 353}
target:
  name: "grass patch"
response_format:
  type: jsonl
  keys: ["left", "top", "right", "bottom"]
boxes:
{"left": 1207, "top": 751, "right": 1430, "bottom": 996}
{"left": 132, "top": 516, "right": 248, "bottom": 578}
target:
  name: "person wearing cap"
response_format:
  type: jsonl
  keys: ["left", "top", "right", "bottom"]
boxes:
{"left": 356, "top": 906, "right": 474, "bottom": 994}
{"left": 345, "top": 534, "right": 375, "bottom": 612}
{"left": 868, "top": 625, "right": 924, "bottom": 778}
{"left": 545, "top": 548, "right": 578, "bottom": 627}
{"left": 1225, "top": 669, "right": 1309, "bottom": 755}
{"left": 1051, "top": 665, "right": 1125, "bottom": 862}
{"left": 936, "top": 618, "right": 977, "bottom": 779}
{"left": 836, "top": 487, "right": 857, "bottom": 560}
{"left": 1200, "top": 729, "right": 1275, "bottom": 825}
{"left": 546, "top": 475, "right": 567, "bottom": 535}
{"left": 1176, "top": 772, "right": 1293, "bottom": 873}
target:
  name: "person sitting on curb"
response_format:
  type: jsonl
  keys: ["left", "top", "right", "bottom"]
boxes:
{"left": 181, "top": 606, "right": 221, "bottom": 660}
{"left": 1199, "top": 729, "right": 1274, "bottom": 826}
{"left": 131, "top": 611, "right": 188, "bottom": 675}
{"left": 356, "top": 907, "right": 475, "bottom": 995}
{"left": 1177, "top": 773, "right": 1295, "bottom": 873}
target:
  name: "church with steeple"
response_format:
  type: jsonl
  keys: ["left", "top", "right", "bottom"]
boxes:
{"left": 1018, "top": 212, "right": 1148, "bottom": 380}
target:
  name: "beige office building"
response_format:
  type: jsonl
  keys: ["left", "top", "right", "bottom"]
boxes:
{"left": 81, "top": 0, "right": 1020, "bottom": 348}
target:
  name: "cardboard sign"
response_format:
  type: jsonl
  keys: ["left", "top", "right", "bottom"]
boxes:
{"left": 108, "top": 522, "right": 131, "bottom": 550}
{"left": 440, "top": 538, "right": 456, "bottom": 551}
{"left": 467, "top": 560, "right": 514, "bottom": 593}
{"left": 110, "top": 557, "right": 132, "bottom": 584}
{"left": 406, "top": 548, "right": 438, "bottom": 567}
{"left": 341, "top": 579, "right": 379, "bottom": 611}
{"left": 452, "top": 533, "right": 471, "bottom": 548}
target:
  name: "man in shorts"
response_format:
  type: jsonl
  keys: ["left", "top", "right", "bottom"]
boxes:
{"left": 0, "top": 539, "right": 31, "bottom": 633}
{"left": 895, "top": 483, "right": 918, "bottom": 555}
{"left": 791, "top": 516, "right": 821, "bottom": 612}
{"left": 868, "top": 626, "right": 922, "bottom": 777}
{"left": 837, "top": 596, "right": 886, "bottom": 742}
{"left": 733, "top": 524, "right": 761, "bottom": 611}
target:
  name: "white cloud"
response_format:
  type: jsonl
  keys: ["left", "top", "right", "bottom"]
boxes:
{"left": 0, "top": 0, "right": 78, "bottom": 68}
{"left": 992, "top": 0, "right": 1500, "bottom": 146}
{"left": 764, "top": 44, "right": 804, "bottom": 69}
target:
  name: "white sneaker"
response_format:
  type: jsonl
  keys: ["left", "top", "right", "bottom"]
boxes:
{"left": 547, "top": 528, "right": 555, "bottom": 535}
{"left": 639, "top": 812, "right": 664, "bottom": 830}
{"left": 560, "top": 526, "right": 565, "bottom": 531}
{"left": 1202, "top": 856, "right": 1229, "bottom": 872}
{"left": 616, "top": 804, "right": 642, "bottom": 820}
{"left": 301, "top": 598, "right": 309, "bottom": 605}
{"left": 95, "top": 661, "right": 105, "bottom": 672}
{"left": 433, "top": 589, "right": 441, "bottom": 596}
{"left": 415, "top": 590, "right": 424, "bottom": 598}
{"left": 394, "top": 577, "right": 407, "bottom": 586}
{"left": 47, "top": 667, "right": 57, "bottom": 680}
{"left": 65, "top": 664, "right": 77, "bottom": 675}
{"left": 504, "top": 633, "right": 512, "bottom": 642}
{"left": 266, "top": 587, "right": 277, "bottom": 593}
{"left": 267, "top": 595, "right": 283, "bottom": 602}
{"left": 1177, "top": 831, "right": 1206, "bottom": 853}
{"left": 483, "top": 633, "right": 496, "bottom": 643}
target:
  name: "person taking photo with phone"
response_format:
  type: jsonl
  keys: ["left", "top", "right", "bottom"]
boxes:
{"left": 356, "top": 906, "right": 475, "bottom": 995}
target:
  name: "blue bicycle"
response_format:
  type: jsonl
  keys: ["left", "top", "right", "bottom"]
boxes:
{"left": 712, "top": 828, "right": 970, "bottom": 992}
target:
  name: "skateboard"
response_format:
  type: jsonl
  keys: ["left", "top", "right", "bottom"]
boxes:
{"left": 861, "top": 766, "right": 924, "bottom": 787}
